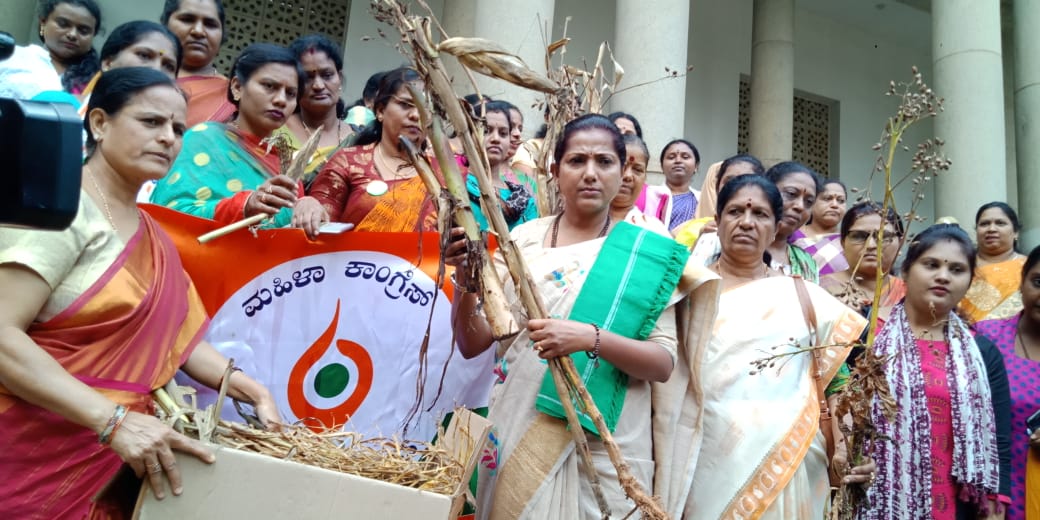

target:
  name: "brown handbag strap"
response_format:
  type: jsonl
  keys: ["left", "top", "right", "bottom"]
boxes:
{"left": 792, "top": 276, "right": 836, "bottom": 460}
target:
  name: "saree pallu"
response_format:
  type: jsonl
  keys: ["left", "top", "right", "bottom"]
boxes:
{"left": 790, "top": 230, "right": 848, "bottom": 276}
{"left": 309, "top": 143, "right": 439, "bottom": 232}
{"left": 476, "top": 217, "right": 719, "bottom": 519}
{"left": 635, "top": 184, "right": 671, "bottom": 225}
{"left": 961, "top": 256, "right": 1027, "bottom": 323}
{"left": 178, "top": 75, "right": 236, "bottom": 128}
{"left": 151, "top": 122, "right": 297, "bottom": 228}
{"left": 688, "top": 276, "right": 865, "bottom": 519}
{"left": 0, "top": 213, "right": 209, "bottom": 519}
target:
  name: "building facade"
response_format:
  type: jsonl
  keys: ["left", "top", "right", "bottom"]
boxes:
{"left": 3, "top": 0, "right": 1035, "bottom": 247}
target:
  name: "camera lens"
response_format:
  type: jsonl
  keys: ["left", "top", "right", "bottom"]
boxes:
{"left": 0, "top": 32, "right": 15, "bottom": 62}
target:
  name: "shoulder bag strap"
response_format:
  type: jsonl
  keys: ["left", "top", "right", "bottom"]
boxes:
{"left": 792, "top": 276, "right": 837, "bottom": 471}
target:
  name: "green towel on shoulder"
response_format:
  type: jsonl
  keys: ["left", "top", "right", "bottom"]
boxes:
{"left": 534, "top": 221, "right": 689, "bottom": 436}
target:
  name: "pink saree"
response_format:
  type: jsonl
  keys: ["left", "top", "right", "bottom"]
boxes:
{"left": 0, "top": 212, "right": 209, "bottom": 519}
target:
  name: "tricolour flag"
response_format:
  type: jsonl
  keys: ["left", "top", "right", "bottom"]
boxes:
{"left": 143, "top": 205, "right": 495, "bottom": 441}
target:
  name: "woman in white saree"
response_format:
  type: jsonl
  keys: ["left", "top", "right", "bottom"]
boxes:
{"left": 448, "top": 114, "right": 719, "bottom": 519}
{"left": 688, "top": 174, "right": 874, "bottom": 519}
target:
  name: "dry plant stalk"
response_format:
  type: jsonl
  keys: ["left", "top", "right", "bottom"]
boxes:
{"left": 371, "top": 1, "right": 666, "bottom": 518}
{"left": 400, "top": 87, "right": 517, "bottom": 340}
{"left": 196, "top": 127, "right": 324, "bottom": 244}
{"left": 153, "top": 385, "right": 465, "bottom": 495}
{"left": 746, "top": 66, "right": 948, "bottom": 520}
{"left": 827, "top": 66, "right": 949, "bottom": 519}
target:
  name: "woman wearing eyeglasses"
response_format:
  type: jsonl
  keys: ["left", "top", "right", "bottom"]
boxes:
{"left": 820, "top": 201, "right": 906, "bottom": 319}
{"left": 293, "top": 67, "right": 441, "bottom": 234}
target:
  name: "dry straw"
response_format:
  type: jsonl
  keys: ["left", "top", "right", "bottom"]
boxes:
{"left": 153, "top": 381, "right": 465, "bottom": 496}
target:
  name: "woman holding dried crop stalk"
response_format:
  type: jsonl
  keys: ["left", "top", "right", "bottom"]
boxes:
{"left": 976, "top": 245, "right": 1040, "bottom": 520}
{"left": 151, "top": 43, "right": 304, "bottom": 229}
{"left": 0, "top": 67, "right": 280, "bottom": 518}
{"left": 296, "top": 67, "right": 442, "bottom": 232}
{"left": 688, "top": 174, "right": 871, "bottom": 519}
{"left": 961, "top": 202, "right": 1026, "bottom": 324}
{"left": 467, "top": 100, "right": 538, "bottom": 231}
{"left": 448, "top": 114, "right": 718, "bottom": 519}
{"left": 863, "top": 224, "right": 1011, "bottom": 520}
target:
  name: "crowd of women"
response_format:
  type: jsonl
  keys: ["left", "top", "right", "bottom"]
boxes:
{"left": 0, "top": 0, "right": 1037, "bottom": 518}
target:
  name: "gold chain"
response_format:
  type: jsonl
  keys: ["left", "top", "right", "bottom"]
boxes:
{"left": 86, "top": 169, "right": 118, "bottom": 232}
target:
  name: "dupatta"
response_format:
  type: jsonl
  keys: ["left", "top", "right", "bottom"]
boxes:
{"left": 151, "top": 122, "right": 292, "bottom": 228}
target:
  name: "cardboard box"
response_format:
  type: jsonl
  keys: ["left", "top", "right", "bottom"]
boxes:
{"left": 133, "top": 410, "right": 490, "bottom": 519}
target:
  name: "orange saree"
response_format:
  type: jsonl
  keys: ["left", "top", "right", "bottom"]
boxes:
{"left": 309, "top": 142, "right": 440, "bottom": 232}
{"left": 178, "top": 75, "right": 236, "bottom": 127}
{"left": 0, "top": 212, "right": 209, "bottom": 519}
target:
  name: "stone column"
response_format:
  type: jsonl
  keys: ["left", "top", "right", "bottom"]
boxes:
{"left": 748, "top": 0, "right": 795, "bottom": 168}
{"left": 1014, "top": 0, "right": 1040, "bottom": 251}
{"left": 932, "top": 0, "right": 1007, "bottom": 228}
{"left": 612, "top": 0, "right": 690, "bottom": 166}
{"left": 0, "top": 0, "right": 39, "bottom": 44}
{"left": 469, "top": 0, "right": 555, "bottom": 139}
{"left": 440, "top": 0, "right": 477, "bottom": 91}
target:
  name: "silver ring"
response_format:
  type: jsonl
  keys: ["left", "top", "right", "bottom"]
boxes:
{"left": 148, "top": 462, "right": 162, "bottom": 474}
{"left": 261, "top": 192, "right": 267, "bottom": 203}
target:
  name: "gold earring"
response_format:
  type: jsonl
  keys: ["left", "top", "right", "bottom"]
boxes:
{"left": 233, "top": 92, "right": 241, "bottom": 102}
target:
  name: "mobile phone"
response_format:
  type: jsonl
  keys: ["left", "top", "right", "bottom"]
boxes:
{"left": 1027, "top": 408, "right": 1040, "bottom": 435}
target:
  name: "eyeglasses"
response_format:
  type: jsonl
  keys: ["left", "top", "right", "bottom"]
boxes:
{"left": 846, "top": 230, "right": 898, "bottom": 245}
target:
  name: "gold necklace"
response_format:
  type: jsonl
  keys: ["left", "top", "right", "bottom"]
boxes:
{"left": 86, "top": 169, "right": 118, "bottom": 232}
{"left": 300, "top": 116, "right": 341, "bottom": 143}
{"left": 374, "top": 144, "right": 415, "bottom": 181}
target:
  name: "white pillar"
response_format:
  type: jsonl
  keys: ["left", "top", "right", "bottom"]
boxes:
{"left": 470, "top": 0, "right": 555, "bottom": 139}
{"left": 1001, "top": 4, "right": 1017, "bottom": 207}
{"left": 748, "top": 0, "right": 794, "bottom": 168}
{"left": 440, "top": 0, "right": 477, "bottom": 91}
{"left": 612, "top": 0, "right": 690, "bottom": 166}
{"left": 1014, "top": 0, "right": 1040, "bottom": 251}
{"left": 932, "top": 0, "right": 1007, "bottom": 227}
{"left": 0, "top": 0, "right": 36, "bottom": 44}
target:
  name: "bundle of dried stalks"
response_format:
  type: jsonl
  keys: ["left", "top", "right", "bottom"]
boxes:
{"left": 370, "top": 1, "right": 667, "bottom": 518}
{"left": 153, "top": 382, "right": 465, "bottom": 495}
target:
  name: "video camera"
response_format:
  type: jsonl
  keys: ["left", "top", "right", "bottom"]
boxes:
{"left": 0, "top": 31, "right": 83, "bottom": 230}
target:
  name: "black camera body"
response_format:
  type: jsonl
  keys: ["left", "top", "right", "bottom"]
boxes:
{"left": 0, "top": 31, "right": 82, "bottom": 230}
